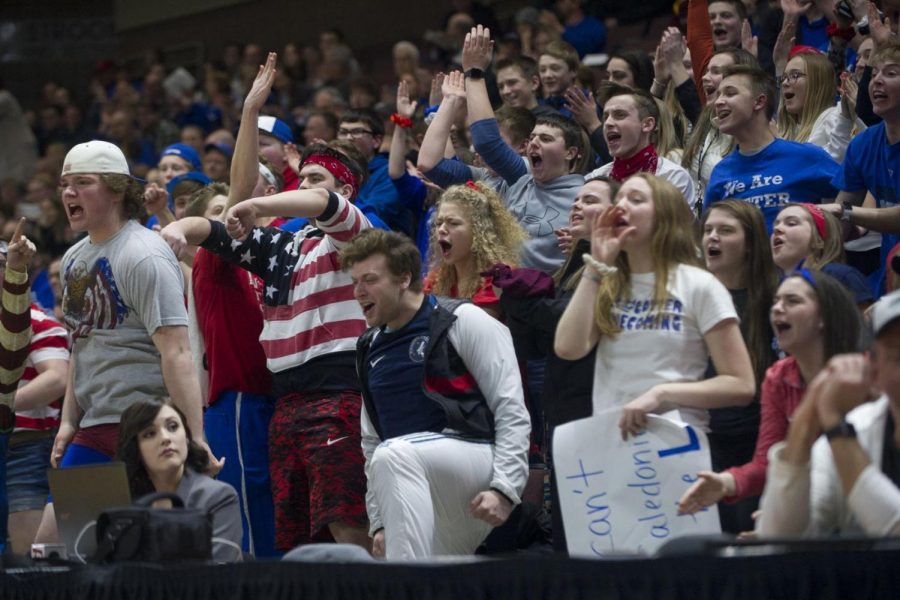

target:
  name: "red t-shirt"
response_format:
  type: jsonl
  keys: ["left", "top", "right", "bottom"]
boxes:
{"left": 192, "top": 248, "right": 272, "bottom": 404}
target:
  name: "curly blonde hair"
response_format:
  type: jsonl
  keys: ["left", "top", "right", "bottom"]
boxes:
{"left": 427, "top": 182, "right": 527, "bottom": 299}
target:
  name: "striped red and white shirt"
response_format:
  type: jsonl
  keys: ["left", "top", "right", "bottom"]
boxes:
{"left": 15, "top": 306, "right": 69, "bottom": 431}
{"left": 200, "top": 192, "right": 369, "bottom": 377}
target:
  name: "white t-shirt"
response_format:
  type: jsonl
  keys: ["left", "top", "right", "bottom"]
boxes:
{"left": 586, "top": 156, "right": 697, "bottom": 210}
{"left": 591, "top": 264, "right": 737, "bottom": 431}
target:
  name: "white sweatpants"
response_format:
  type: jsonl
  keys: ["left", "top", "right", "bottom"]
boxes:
{"left": 368, "top": 432, "right": 495, "bottom": 559}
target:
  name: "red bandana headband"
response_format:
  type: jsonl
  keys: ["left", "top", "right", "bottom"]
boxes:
{"left": 303, "top": 153, "right": 359, "bottom": 198}
{"left": 797, "top": 203, "right": 827, "bottom": 240}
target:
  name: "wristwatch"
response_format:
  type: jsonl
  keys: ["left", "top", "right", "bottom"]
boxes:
{"left": 841, "top": 201, "right": 854, "bottom": 223}
{"left": 824, "top": 420, "right": 857, "bottom": 440}
{"left": 464, "top": 68, "right": 485, "bottom": 80}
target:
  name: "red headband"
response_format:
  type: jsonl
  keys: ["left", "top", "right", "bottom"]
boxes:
{"left": 302, "top": 153, "right": 359, "bottom": 198}
{"left": 798, "top": 203, "right": 827, "bottom": 240}
{"left": 787, "top": 45, "right": 823, "bottom": 60}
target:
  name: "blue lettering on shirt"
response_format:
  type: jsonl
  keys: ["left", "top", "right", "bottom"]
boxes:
{"left": 615, "top": 297, "right": 684, "bottom": 332}
{"left": 704, "top": 139, "right": 840, "bottom": 230}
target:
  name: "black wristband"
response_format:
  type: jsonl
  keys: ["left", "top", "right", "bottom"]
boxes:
{"left": 824, "top": 420, "right": 857, "bottom": 440}
{"left": 465, "top": 68, "right": 485, "bottom": 80}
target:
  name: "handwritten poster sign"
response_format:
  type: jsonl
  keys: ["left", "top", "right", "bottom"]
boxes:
{"left": 554, "top": 411, "right": 720, "bottom": 557}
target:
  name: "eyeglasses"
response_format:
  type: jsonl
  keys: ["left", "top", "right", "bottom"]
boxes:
{"left": 779, "top": 71, "right": 807, "bottom": 85}
{"left": 337, "top": 128, "right": 374, "bottom": 139}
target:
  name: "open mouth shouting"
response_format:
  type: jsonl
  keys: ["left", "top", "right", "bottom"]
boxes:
{"left": 605, "top": 130, "right": 622, "bottom": 153}
{"left": 706, "top": 244, "right": 722, "bottom": 260}
{"left": 713, "top": 27, "right": 729, "bottom": 45}
{"left": 771, "top": 235, "right": 785, "bottom": 252}
{"left": 772, "top": 319, "right": 791, "bottom": 336}
{"left": 359, "top": 300, "right": 376, "bottom": 320}
{"left": 438, "top": 238, "right": 453, "bottom": 259}
{"left": 66, "top": 202, "right": 84, "bottom": 221}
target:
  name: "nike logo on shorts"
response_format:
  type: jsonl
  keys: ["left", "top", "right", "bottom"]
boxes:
{"left": 370, "top": 355, "right": 386, "bottom": 368}
{"left": 326, "top": 436, "right": 349, "bottom": 446}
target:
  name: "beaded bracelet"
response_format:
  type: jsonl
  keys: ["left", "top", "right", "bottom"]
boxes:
{"left": 582, "top": 253, "right": 618, "bottom": 277}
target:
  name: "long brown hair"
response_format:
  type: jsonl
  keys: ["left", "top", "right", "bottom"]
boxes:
{"left": 593, "top": 173, "right": 700, "bottom": 337}
{"left": 116, "top": 398, "right": 209, "bottom": 499}
{"left": 701, "top": 200, "right": 778, "bottom": 384}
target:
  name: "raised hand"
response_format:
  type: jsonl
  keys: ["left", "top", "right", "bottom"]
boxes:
{"left": 429, "top": 72, "right": 446, "bottom": 106}
{"left": 244, "top": 51, "right": 277, "bottom": 113}
{"left": 396, "top": 80, "right": 418, "bottom": 118}
{"left": 564, "top": 86, "right": 601, "bottom": 132}
{"left": 742, "top": 19, "right": 759, "bottom": 57}
{"left": 441, "top": 70, "right": 467, "bottom": 100}
{"left": 5, "top": 218, "right": 36, "bottom": 273}
{"left": 868, "top": 1, "right": 894, "bottom": 48}
{"left": 285, "top": 142, "right": 302, "bottom": 175}
{"left": 654, "top": 43, "right": 671, "bottom": 85}
{"left": 143, "top": 183, "right": 168, "bottom": 216}
{"left": 780, "top": 0, "right": 811, "bottom": 17}
{"left": 462, "top": 25, "right": 493, "bottom": 71}
{"left": 840, "top": 71, "right": 859, "bottom": 119}
{"left": 772, "top": 17, "right": 798, "bottom": 76}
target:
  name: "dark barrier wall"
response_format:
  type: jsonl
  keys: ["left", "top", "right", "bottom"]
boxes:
{"left": 2, "top": 549, "right": 899, "bottom": 600}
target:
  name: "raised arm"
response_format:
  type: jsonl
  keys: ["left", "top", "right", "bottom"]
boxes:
{"left": 687, "top": 0, "right": 715, "bottom": 101}
{"left": 225, "top": 188, "right": 331, "bottom": 239}
{"left": 461, "top": 27, "right": 533, "bottom": 185}
{"left": 160, "top": 217, "right": 214, "bottom": 260}
{"left": 417, "top": 72, "right": 468, "bottom": 173}
{"left": 389, "top": 80, "right": 417, "bottom": 180}
{"left": 229, "top": 52, "right": 277, "bottom": 210}
{"left": 462, "top": 25, "right": 496, "bottom": 125}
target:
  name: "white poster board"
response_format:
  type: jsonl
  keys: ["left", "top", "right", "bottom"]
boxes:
{"left": 554, "top": 411, "right": 721, "bottom": 557}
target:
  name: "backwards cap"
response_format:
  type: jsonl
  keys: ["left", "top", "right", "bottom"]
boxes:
{"left": 62, "top": 141, "right": 132, "bottom": 177}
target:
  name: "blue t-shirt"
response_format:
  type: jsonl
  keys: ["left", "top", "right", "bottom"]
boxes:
{"left": 703, "top": 138, "right": 840, "bottom": 230}
{"left": 366, "top": 296, "right": 447, "bottom": 440}
{"left": 798, "top": 16, "right": 829, "bottom": 53}
{"left": 356, "top": 154, "right": 409, "bottom": 235}
{"left": 563, "top": 16, "right": 607, "bottom": 58}
{"left": 822, "top": 262, "right": 874, "bottom": 305}
{"left": 833, "top": 121, "right": 900, "bottom": 297}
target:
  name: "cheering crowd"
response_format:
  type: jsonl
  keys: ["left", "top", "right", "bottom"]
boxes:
{"left": 1, "top": 0, "right": 899, "bottom": 562}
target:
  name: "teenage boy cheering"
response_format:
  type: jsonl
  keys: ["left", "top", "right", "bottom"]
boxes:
{"left": 587, "top": 83, "right": 696, "bottom": 207}
{"left": 703, "top": 64, "right": 840, "bottom": 229}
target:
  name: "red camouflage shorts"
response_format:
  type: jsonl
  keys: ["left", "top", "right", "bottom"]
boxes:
{"left": 268, "top": 389, "right": 368, "bottom": 550}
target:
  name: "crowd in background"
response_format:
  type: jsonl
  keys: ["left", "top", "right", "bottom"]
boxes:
{"left": 0, "top": 0, "right": 899, "bottom": 562}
